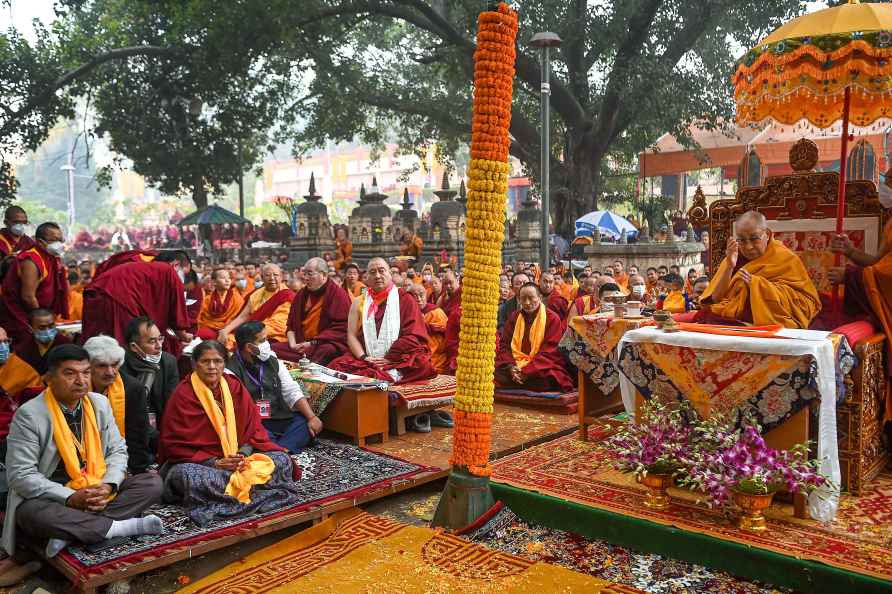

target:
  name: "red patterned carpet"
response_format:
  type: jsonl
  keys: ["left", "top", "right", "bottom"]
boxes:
{"left": 490, "top": 425, "right": 892, "bottom": 581}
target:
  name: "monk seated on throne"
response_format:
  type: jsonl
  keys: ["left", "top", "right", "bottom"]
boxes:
{"left": 695, "top": 211, "right": 822, "bottom": 329}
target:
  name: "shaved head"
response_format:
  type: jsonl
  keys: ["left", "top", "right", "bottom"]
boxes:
{"left": 734, "top": 210, "right": 771, "bottom": 260}
{"left": 366, "top": 258, "right": 392, "bottom": 291}
{"left": 304, "top": 257, "right": 328, "bottom": 273}
{"left": 736, "top": 210, "right": 767, "bottom": 231}
{"left": 260, "top": 263, "right": 283, "bottom": 291}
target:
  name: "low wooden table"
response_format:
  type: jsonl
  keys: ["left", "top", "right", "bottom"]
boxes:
{"left": 321, "top": 387, "right": 389, "bottom": 446}
{"left": 578, "top": 371, "right": 625, "bottom": 440}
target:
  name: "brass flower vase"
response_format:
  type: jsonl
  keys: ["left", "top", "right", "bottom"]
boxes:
{"left": 638, "top": 473, "right": 674, "bottom": 510}
{"left": 733, "top": 489, "right": 776, "bottom": 532}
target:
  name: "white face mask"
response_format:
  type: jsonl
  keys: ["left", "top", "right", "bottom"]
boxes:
{"left": 236, "top": 279, "right": 247, "bottom": 289}
{"left": 132, "top": 343, "right": 163, "bottom": 365}
{"left": 177, "top": 269, "right": 186, "bottom": 283}
{"left": 45, "top": 241, "right": 65, "bottom": 257}
{"left": 9, "top": 223, "right": 26, "bottom": 237}
{"left": 631, "top": 284, "right": 646, "bottom": 294}
{"left": 256, "top": 341, "right": 273, "bottom": 361}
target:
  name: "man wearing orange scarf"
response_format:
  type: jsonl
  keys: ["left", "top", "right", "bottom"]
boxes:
{"left": 3, "top": 345, "right": 162, "bottom": 559}
{"left": 408, "top": 284, "right": 449, "bottom": 374}
{"left": 274, "top": 257, "right": 351, "bottom": 364}
{"left": 696, "top": 211, "right": 820, "bottom": 328}
{"left": 494, "top": 283, "right": 573, "bottom": 391}
{"left": 830, "top": 218, "right": 892, "bottom": 420}
{"left": 568, "top": 276, "right": 600, "bottom": 319}
{"left": 330, "top": 258, "right": 435, "bottom": 384}
{"left": 197, "top": 269, "right": 245, "bottom": 340}
{"left": 343, "top": 263, "right": 366, "bottom": 298}
{"left": 218, "top": 264, "right": 295, "bottom": 347}
{"left": 612, "top": 260, "right": 630, "bottom": 294}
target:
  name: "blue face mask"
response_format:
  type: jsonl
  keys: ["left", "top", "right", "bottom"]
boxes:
{"left": 34, "top": 328, "right": 58, "bottom": 345}
{"left": 0, "top": 342, "right": 9, "bottom": 363}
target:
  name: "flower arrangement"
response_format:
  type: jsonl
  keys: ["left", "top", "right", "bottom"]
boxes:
{"left": 606, "top": 399, "right": 694, "bottom": 479}
{"left": 449, "top": 2, "right": 518, "bottom": 477}
{"left": 680, "top": 414, "right": 830, "bottom": 509}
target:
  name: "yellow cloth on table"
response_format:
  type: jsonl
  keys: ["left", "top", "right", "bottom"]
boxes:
{"left": 699, "top": 238, "right": 821, "bottom": 329}
{"left": 44, "top": 387, "right": 108, "bottom": 491}
{"left": 189, "top": 373, "right": 274, "bottom": 504}
{"left": 180, "top": 508, "right": 638, "bottom": 594}
{"left": 511, "top": 304, "right": 546, "bottom": 369}
{"left": 104, "top": 374, "right": 126, "bottom": 438}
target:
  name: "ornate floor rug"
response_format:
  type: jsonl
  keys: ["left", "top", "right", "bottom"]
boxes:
{"left": 180, "top": 508, "right": 645, "bottom": 594}
{"left": 490, "top": 424, "right": 892, "bottom": 581}
{"left": 464, "top": 502, "right": 790, "bottom": 594}
{"left": 54, "top": 440, "right": 433, "bottom": 581}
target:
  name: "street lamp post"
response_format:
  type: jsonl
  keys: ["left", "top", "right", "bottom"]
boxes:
{"left": 61, "top": 147, "right": 76, "bottom": 232}
{"left": 529, "top": 31, "right": 562, "bottom": 272}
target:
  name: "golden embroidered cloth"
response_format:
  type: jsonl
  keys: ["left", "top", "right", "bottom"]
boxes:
{"left": 568, "top": 314, "right": 653, "bottom": 359}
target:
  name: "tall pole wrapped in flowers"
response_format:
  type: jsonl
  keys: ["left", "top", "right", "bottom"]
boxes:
{"left": 433, "top": 1, "right": 518, "bottom": 528}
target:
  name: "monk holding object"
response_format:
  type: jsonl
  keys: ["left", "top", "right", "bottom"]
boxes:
{"left": 696, "top": 211, "right": 820, "bottom": 329}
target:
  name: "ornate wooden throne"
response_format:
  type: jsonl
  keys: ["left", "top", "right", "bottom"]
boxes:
{"left": 688, "top": 138, "right": 889, "bottom": 494}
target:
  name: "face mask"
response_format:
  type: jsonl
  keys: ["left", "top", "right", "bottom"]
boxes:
{"left": 0, "top": 342, "right": 9, "bottom": 363}
{"left": 236, "top": 279, "right": 247, "bottom": 289}
{"left": 254, "top": 280, "right": 264, "bottom": 289}
{"left": 45, "top": 241, "right": 65, "bottom": 257}
{"left": 631, "top": 284, "right": 646, "bottom": 295}
{"left": 9, "top": 223, "right": 25, "bottom": 237}
{"left": 177, "top": 269, "right": 186, "bottom": 283}
{"left": 132, "top": 343, "right": 162, "bottom": 365}
{"left": 255, "top": 341, "right": 273, "bottom": 362}
{"left": 34, "top": 328, "right": 58, "bottom": 344}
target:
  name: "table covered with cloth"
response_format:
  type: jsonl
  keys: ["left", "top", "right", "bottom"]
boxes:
{"left": 558, "top": 314, "right": 654, "bottom": 395}
{"left": 617, "top": 327, "right": 856, "bottom": 520}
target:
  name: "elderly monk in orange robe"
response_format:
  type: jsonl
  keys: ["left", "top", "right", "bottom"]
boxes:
{"left": 82, "top": 251, "right": 193, "bottom": 354}
{"left": 0, "top": 222, "right": 69, "bottom": 345}
{"left": 539, "top": 272, "right": 569, "bottom": 322}
{"left": 830, "top": 217, "right": 892, "bottom": 419}
{"left": 333, "top": 228, "right": 353, "bottom": 272}
{"left": 343, "top": 263, "right": 366, "bottom": 298}
{"left": 330, "top": 258, "right": 435, "bottom": 384}
{"left": 568, "top": 275, "right": 600, "bottom": 319}
{"left": 696, "top": 211, "right": 820, "bottom": 329}
{"left": 408, "top": 283, "right": 448, "bottom": 374}
{"left": 495, "top": 283, "right": 574, "bottom": 392}
{"left": 197, "top": 268, "right": 244, "bottom": 340}
{"left": 273, "top": 257, "right": 351, "bottom": 364}
{"left": 218, "top": 263, "right": 294, "bottom": 347}
{"left": 400, "top": 230, "right": 423, "bottom": 262}
{"left": 437, "top": 270, "right": 462, "bottom": 318}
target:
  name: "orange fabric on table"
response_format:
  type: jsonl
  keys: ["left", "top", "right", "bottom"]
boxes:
{"left": 699, "top": 238, "right": 820, "bottom": 329}
{"left": 863, "top": 220, "right": 892, "bottom": 421}
{"left": 301, "top": 293, "right": 324, "bottom": 339}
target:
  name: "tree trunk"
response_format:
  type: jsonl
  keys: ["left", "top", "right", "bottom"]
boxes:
{"left": 192, "top": 176, "right": 208, "bottom": 209}
{"left": 552, "top": 129, "right": 603, "bottom": 237}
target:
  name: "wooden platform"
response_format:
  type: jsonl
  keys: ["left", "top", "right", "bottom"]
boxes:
{"left": 48, "top": 403, "right": 576, "bottom": 592}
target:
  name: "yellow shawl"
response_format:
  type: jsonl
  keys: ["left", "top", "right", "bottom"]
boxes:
{"left": 662, "top": 290, "right": 687, "bottom": 314}
{"left": 105, "top": 374, "right": 126, "bottom": 438}
{"left": 700, "top": 238, "right": 820, "bottom": 329}
{"left": 45, "top": 387, "right": 107, "bottom": 491}
{"left": 511, "top": 305, "right": 546, "bottom": 369}
{"left": 190, "top": 373, "right": 274, "bottom": 503}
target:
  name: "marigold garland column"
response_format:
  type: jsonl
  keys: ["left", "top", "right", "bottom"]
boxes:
{"left": 433, "top": 1, "right": 518, "bottom": 529}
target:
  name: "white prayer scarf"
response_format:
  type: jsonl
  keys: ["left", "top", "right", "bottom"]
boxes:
{"left": 361, "top": 285, "right": 402, "bottom": 359}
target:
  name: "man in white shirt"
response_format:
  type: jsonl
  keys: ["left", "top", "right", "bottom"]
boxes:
{"left": 225, "top": 321, "right": 322, "bottom": 452}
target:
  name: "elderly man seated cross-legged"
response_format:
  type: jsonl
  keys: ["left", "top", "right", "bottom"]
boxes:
{"left": 196, "top": 268, "right": 244, "bottom": 340}
{"left": 83, "top": 335, "right": 153, "bottom": 475}
{"left": 329, "top": 258, "right": 436, "bottom": 384}
{"left": 495, "top": 283, "right": 574, "bottom": 392}
{"left": 695, "top": 211, "right": 821, "bottom": 329}
{"left": 227, "top": 322, "right": 322, "bottom": 452}
{"left": 3, "top": 345, "right": 163, "bottom": 560}
{"left": 158, "top": 341, "right": 301, "bottom": 526}
{"left": 273, "top": 257, "right": 351, "bottom": 365}
{"left": 218, "top": 264, "right": 295, "bottom": 348}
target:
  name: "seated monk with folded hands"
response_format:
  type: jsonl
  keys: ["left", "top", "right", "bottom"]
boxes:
{"left": 495, "top": 283, "right": 573, "bottom": 392}
{"left": 196, "top": 268, "right": 244, "bottom": 340}
{"left": 696, "top": 211, "right": 821, "bottom": 329}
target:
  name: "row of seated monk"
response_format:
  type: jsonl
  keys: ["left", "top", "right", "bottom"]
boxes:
{"left": 0, "top": 318, "right": 319, "bottom": 563}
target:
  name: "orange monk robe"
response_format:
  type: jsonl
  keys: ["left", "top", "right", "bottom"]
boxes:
{"left": 239, "top": 288, "right": 294, "bottom": 342}
{"left": 402, "top": 236, "right": 423, "bottom": 260}
{"left": 421, "top": 303, "right": 449, "bottom": 374}
{"left": 699, "top": 238, "right": 820, "bottom": 329}
{"left": 346, "top": 281, "right": 366, "bottom": 298}
{"left": 858, "top": 220, "right": 892, "bottom": 420}
{"left": 613, "top": 272, "right": 631, "bottom": 295}
{"left": 558, "top": 282, "right": 577, "bottom": 302}
{"left": 57, "top": 289, "right": 83, "bottom": 323}
{"left": 0, "top": 333, "right": 70, "bottom": 413}
{"left": 334, "top": 239, "right": 353, "bottom": 271}
{"left": 197, "top": 288, "right": 244, "bottom": 332}
{"left": 571, "top": 294, "right": 599, "bottom": 317}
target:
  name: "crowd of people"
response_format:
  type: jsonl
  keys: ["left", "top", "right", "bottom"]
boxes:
{"left": 0, "top": 201, "right": 888, "bottom": 576}
{"left": 71, "top": 220, "right": 294, "bottom": 252}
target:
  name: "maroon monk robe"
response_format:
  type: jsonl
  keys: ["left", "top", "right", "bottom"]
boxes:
{"left": 272, "top": 279, "right": 351, "bottom": 364}
{"left": 329, "top": 289, "right": 436, "bottom": 384}
{"left": 544, "top": 290, "right": 569, "bottom": 322}
{"left": 186, "top": 286, "right": 204, "bottom": 333}
{"left": 157, "top": 374, "right": 283, "bottom": 464}
{"left": 494, "top": 308, "right": 574, "bottom": 392}
{"left": 0, "top": 245, "right": 69, "bottom": 344}
{"left": 438, "top": 287, "right": 462, "bottom": 318}
{"left": 444, "top": 307, "right": 461, "bottom": 375}
{"left": 0, "top": 229, "right": 35, "bottom": 259}
{"left": 81, "top": 261, "right": 189, "bottom": 354}
{"left": 92, "top": 249, "right": 159, "bottom": 280}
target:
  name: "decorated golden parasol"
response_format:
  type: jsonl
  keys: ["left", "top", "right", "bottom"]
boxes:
{"left": 732, "top": 0, "right": 892, "bottom": 311}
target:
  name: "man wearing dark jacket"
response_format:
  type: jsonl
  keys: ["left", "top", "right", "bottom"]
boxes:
{"left": 496, "top": 271, "right": 530, "bottom": 333}
{"left": 118, "top": 317, "right": 179, "bottom": 451}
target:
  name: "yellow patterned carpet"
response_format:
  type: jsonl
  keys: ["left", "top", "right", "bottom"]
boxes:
{"left": 180, "top": 508, "right": 642, "bottom": 594}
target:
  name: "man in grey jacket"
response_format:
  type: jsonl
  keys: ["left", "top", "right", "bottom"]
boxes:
{"left": 3, "top": 344, "right": 163, "bottom": 559}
